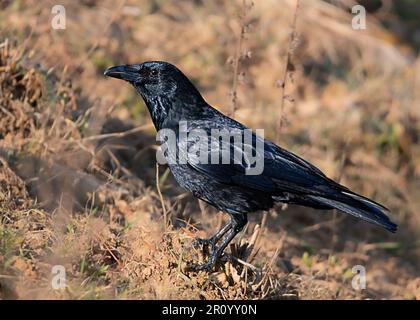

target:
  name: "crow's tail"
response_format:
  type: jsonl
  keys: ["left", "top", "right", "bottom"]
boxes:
{"left": 306, "top": 191, "right": 397, "bottom": 233}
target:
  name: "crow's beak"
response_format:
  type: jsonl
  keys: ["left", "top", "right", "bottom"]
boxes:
{"left": 104, "top": 65, "right": 139, "bottom": 82}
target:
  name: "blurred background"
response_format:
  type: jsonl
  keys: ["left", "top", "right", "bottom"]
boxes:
{"left": 0, "top": 0, "right": 419, "bottom": 299}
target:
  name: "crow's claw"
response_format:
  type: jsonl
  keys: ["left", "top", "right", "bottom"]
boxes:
{"left": 192, "top": 237, "right": 213, "bottom": 250}
{"left": 186, "top": 261, "right": 214, "bottom": 273}
{"left": 189, "top": 238, "right": 219, "bottom": 272}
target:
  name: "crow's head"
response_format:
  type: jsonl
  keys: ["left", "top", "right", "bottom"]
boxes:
{"left": 104, "top": 61, "right": 205, "bottom": 128}
{"left": 104, "top": 61, "right": 200, "bottom": 100}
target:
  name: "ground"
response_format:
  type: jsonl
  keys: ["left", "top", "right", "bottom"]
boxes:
{"left": 0, "top": 0, "right": 419, "bottom": 299}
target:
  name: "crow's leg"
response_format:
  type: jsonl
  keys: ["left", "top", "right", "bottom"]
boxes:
{"left": 189, "top": 213, "right": 247, "bottom": 272}
{"left": 192, "top": 222, "right": 232, "bottom": 250}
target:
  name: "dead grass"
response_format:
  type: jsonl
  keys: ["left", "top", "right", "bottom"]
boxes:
{"left": 0, "top": 0, "right": 419, "bottom": 300}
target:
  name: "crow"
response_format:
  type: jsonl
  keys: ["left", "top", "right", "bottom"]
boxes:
{"left": 104, "top": 61, "right": 397, "bottom": 272}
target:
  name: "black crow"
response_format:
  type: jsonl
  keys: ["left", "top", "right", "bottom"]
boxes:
{"left": 104, "top": 61, "right": 397, "bottom": 272}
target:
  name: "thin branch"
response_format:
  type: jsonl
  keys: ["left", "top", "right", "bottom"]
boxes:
{"left": 156, "top": 163, "right": 169, "bottom": 231}
{"left": 330, "top": 143, "right": 348, "bottom": 251}
{"left": 247, "top": 211, "right": 268, "bottom": 263}
{"left": 276, "top": 0, "right": 300, "bottom": 141}
{"left": 82, "top": 123, "right": 152, "bottom": 142}
{"left": 230, "top": 0, "right": 253, "bottom": 117}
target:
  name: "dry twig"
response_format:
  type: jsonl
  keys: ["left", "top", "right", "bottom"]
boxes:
{"left": 276, "top": 0, "right": 300, "bottom": 141}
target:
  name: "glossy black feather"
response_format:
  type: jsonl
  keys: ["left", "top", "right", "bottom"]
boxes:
{"left": 104, "top": 61, "right": 397, "bottom": 234}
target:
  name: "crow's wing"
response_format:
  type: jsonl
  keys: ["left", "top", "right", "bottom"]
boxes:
{"left": 181, "top": 124, "right": 396, "bottom": 232}
{"left": 182, "top": 128, "right": 328, "bottom": 195}
{"left": 182, "top": 131, "right": 278, "bottom": 192}
{"left": 181, "top": 113, "right": 333, "bottom": 192}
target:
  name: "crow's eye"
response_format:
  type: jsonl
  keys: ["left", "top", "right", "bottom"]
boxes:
{"left": 150, "top": 69, "right": 158, "bottom": 76}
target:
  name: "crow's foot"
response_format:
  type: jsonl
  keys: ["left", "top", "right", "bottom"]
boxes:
{"left": 192, "top": 237, "right": 215, "bottom": 251}
{"left": 188, "top": 239, "right": 219, "bottom": 273}
{"left": 186, "top": 261, "right": 215, "bottom": 273}
{"left": 188, "top": 221, "right": 244, "bottom": 273}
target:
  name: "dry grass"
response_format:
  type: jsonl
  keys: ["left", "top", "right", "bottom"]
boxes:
{"left": 0, "top": 0, "right": 419, "bottom": 300}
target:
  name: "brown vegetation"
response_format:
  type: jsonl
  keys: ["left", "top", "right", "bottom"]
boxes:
{"left": 0, "top": 0, "right": 419, "bottom": 299}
